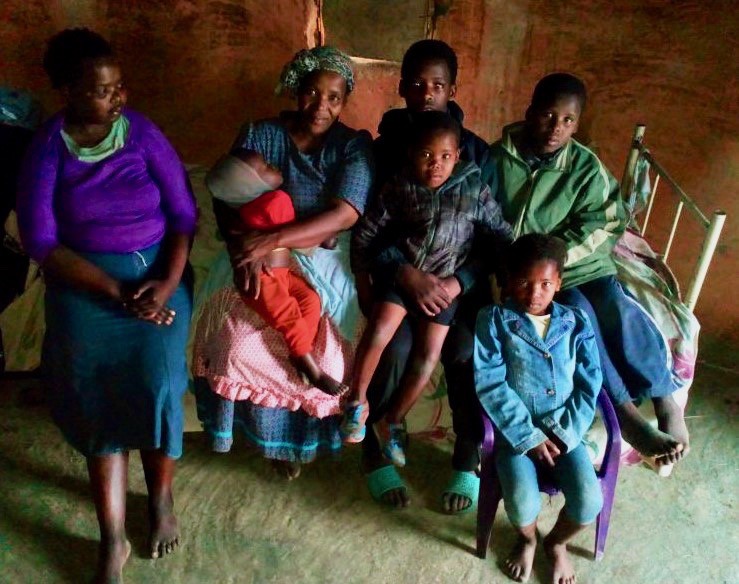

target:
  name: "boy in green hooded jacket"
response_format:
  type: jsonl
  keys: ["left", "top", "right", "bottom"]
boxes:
{"left": 481, "top": 73, "right": 689, "bottom": 468}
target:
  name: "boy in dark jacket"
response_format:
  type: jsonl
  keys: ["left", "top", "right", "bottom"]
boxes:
{"left": 347, "top": 112, "right": 511, "bottom": 468}
{"left": 373, "top": 39, "right": 488, "bottom": 188}
{"left": 360, "top": 41, "right": 496, "bottom": 513}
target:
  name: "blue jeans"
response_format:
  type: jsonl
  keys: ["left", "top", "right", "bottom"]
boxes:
{"left": 496, "top": 442, "right": 603, "bottom": 527}
{"left": 557, "top": 275, "right": 674, "bottom": 406}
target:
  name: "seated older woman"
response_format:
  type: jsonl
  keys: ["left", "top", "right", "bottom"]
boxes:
{"left": 193, "top": 47, "right": 373, "bottom": 479}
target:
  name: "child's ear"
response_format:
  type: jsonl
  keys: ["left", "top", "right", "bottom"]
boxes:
{"left": 398, "top": 79, "right": 406, "bottom": 99}
{"left": 449, "top": 83, "right": 457, "bottom": 100}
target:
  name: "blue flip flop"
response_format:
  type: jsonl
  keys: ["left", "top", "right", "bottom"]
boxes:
{"left": 366, "top": 464, "right": 408, "bottom": 504}
{"left": 442, "top": 470, "right": 479, "bottom": 514}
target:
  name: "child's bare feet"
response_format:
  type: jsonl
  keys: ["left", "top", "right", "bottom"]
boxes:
{"left": 616, "top": 401, "right": 682, "bottom": 459}
{"left": 313, "top": 374, "right": 349, "bottom": 397}
{"left": 504, "top": 533, "right": 537, "bottom": 582}
{"left": 149, "top": 494, "right": 179, "bottom": 559}
{"left": 653, "top": 395, "right": 690, "bottom": 465}
{"left": 271, "top": 459, "right": 302, "bottom": 480}
{"left": 543, "top": 537, "right": 576, "bottom": 584}
{"left": 290, "top": 354, "right": 348, "bottom": 396}
{"left": 94, "top": 538, "right": 131, "bottom": 584}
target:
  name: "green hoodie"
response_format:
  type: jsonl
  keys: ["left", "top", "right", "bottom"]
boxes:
{"left": 482, "top": 122, "right": 626, "bottom": 289}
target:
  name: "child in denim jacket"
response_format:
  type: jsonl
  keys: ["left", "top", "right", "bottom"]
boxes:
{"left": 474, "top": 234, "right": 603, "bottom": 584}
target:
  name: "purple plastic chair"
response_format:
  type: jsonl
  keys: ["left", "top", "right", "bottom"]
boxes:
{"left": 476, "top": 390, "right": 622, "bottom": 561}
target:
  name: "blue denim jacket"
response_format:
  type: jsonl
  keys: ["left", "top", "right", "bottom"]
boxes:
{"left": 474, "top": 300, "right": 602, "bottom": 454}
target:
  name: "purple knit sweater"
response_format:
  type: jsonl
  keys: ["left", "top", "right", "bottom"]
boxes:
{"left": 17, "top": 108, "right": 196, "bottom": 262}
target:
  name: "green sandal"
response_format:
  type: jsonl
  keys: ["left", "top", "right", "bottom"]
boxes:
{"left": 441, "top": 470, "right": 479, "bottom": 514}
{"left": 366, "top": 464, "right": 408, "bottom": 504}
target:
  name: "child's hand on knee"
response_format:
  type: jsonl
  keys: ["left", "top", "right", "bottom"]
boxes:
{"left": 528, "top": 439, "right": 561, "bottom": 467}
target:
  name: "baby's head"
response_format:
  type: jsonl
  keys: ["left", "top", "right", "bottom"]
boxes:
{"left": 506, "top": 234, "right": 566, "bottom": 316}
{"left": 525, "top": 73, "right": 587, "bottom": 155}
{"left": 399, "top": 39, "right": 458, "bottom": 113}
{"left": 231, "top": 149, "right": 283, "bottom": 190}
{"left": 408, "top": 110, "right": 461, "bottom": 189}
{"left": 206, "top": 148, "right": 282, "bottom": 206}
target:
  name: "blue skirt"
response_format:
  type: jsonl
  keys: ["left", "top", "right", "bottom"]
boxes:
{"left": 43, "top": 243, "right": 192, "bottom": 458}
{"left": 194, "top": 378, "right": 342, "bottom": 463}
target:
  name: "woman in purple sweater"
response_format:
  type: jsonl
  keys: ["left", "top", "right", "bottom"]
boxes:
{"left": 16, "top": 29, "right": 196, "bottom": 583}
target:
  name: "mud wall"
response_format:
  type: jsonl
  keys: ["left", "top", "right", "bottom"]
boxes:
{"left": 1, "top": 0, "right": 735, "bottom": 339}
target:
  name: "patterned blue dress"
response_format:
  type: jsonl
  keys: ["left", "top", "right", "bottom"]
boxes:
{"left": 194, "top": 113, "right": 373, "bottom": 462}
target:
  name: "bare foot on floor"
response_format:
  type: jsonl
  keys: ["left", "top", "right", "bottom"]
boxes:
{"left": 653, "top": 395, "right": 690, "bottom": 465}
{"left": 617, "top": 401, "right": 682, "bottom": 459}
{"left": 271, "top": 459, "right": 302, "bottom": 481}
{"left": 149, "top": 496, "right": 180, "bottom": 559}
{"left": 503, "top": 534, "right": 537, "bottom": 582}
{"left": 544, "top": 538, "right": 576, "bottom": 584}
{"left": 94, "top": 538, "right": 131, "bottom": 584}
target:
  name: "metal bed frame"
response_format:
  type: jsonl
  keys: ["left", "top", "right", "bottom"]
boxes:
{"left": 620, "top": 124, "right": 726, "bottom": 313}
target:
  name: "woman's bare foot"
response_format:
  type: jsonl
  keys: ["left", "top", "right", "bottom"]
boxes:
{"left": 271, "top": 459, "right": 302, "bottom": 480}
{"left": 616, "top": 401, "right": 682, "bottom": 459}
{"left": 149, "top": 494, "right": 180, "bottom": 559}
{"left": 503, "top": 532, "right": 537, "bottom": 582}
{"left": 94, "top": 538, "right": 131, "bottom": 584}
{"left": 653, "top": 395, "right": 690, "bottom": 465}
{"left": 543, "top": 538, "right": 576, "bottom": 584}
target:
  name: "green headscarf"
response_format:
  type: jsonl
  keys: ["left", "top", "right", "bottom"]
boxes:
{"left": 276, "top": 46, "right": 355, "bottom": 96}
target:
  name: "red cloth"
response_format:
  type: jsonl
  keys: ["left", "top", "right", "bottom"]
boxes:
{"left": 241, "top": 267, "right": 321, "bottom": 357}
{"left": 238, "top": 189, "right": 295, "bottom": 230}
